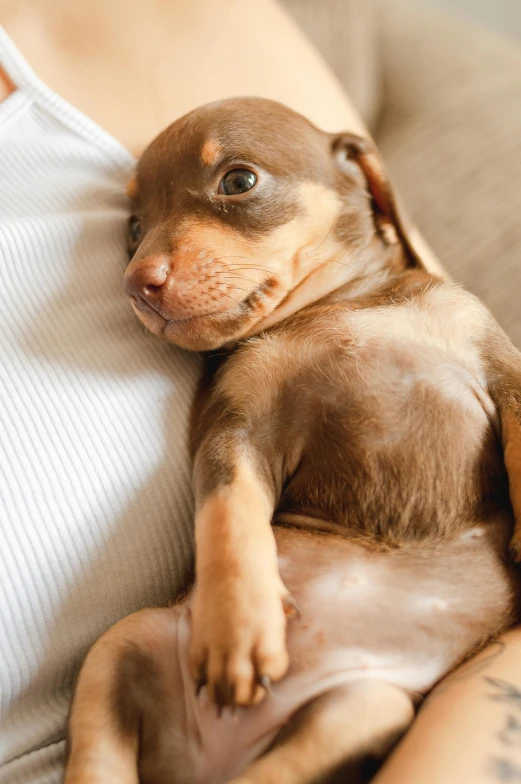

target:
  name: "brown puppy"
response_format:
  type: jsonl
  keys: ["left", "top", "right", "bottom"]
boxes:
{"left": 65, "top": 98, "right": 521, "bottom": 784}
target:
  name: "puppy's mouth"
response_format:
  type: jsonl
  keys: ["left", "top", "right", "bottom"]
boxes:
{"left": 129, "top": 276, "right": 281, "bottom": 344}
{"left": 130, "top": 294, "right": 228, "bottom": 326}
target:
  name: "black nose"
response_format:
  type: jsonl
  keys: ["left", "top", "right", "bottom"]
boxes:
{"left": 124, "top": 255, "right": 170, "bottom": 303}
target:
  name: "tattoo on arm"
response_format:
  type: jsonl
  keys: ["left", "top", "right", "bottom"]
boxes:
{"left": 490, "top": 758, "right": 521, "bottom": 783}
{"left": 425, "top": 641, "right": 505, "bottom": 703}
{"left": 485, "top": 677, "right": 521, "bottom": 782}
{"left": 485, "top": 678, "right": 521, "bottom": 712}
{"left": 499, "top": 715, "right": 521, "bottom": 748}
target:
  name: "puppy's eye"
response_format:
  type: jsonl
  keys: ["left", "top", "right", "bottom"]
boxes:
{"left": 219, "top": 169, "right": 257, "bottom": 196}
{"left": 128, "top": 216, "right": 142, "bottom": 244}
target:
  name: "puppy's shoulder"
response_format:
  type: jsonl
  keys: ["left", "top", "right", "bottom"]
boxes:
{"left": 212, "top": 330, "right": 290, "bottom": 413}
{"left": 414, "top": 278, "right": 493, "bottom": 339}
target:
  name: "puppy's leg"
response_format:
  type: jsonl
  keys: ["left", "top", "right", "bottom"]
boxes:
{"left": 190, "top": 370, "right": 298, "bottom": 708}
{"left": 191, "top": 454, "right": 292, "bottom": 708}
{"left": 482, "top": 325, "right": 521, "bottom": 559}
{"left": 65, "top": 609, "right": 176, "bottom": 784}
{"left": 65, "top": 634, "right": 139, "bottom": 784}
{"left": 228, "top": 680, "right": 414, "bottom": 784}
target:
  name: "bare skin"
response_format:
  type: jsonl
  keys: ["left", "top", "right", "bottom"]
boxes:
{"left": 0, "top": 0, "right": 441, "bottom": 275}
{"left": 0, "top": 0, "right": 366, "bottom": 155}
{"left": 374, "top": 628, "right": 521, "bottom": 784}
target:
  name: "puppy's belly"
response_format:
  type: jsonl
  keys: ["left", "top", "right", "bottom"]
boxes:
{"left": 143, "top": 524, "right": 518, "bottom": 784}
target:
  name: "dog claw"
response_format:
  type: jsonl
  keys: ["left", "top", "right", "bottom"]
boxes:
{"left": 214, "top": 683, "right": 224, "bottom": 713}
{"left": 259, "top": 675, "right": 274, "bottom": 696}
{"left": 282, "top": 594, "right": 301, "bottom": 620}
{"left": 214, "top": 681, "right": 236, "bottom": 714}
{"left": 229, "top": 683, "right": 236, "bottom": 707}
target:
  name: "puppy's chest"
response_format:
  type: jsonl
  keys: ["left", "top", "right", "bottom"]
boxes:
{"left": 223, "top": 291, "right": 490, "bottom": 424}
{"left": 218, "top": 291, "right": 503, "bottom": 534}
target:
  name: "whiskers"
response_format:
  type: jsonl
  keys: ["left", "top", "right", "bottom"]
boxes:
{"left": 304, "top": 224, "right": 360, "bottom": 275}
{"left": 191, "top": 236, "right": 364, "bottom": 319}
{"left": 194, "top": 253, "right": 280, "bottom": 309}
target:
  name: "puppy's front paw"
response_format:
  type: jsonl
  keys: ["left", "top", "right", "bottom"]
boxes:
{"left": 190, "top": 573, "right": 295, "bottom": 709}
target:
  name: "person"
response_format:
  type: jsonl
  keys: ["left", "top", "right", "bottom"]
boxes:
{"left": 374, "top": 627, "right": 521, "bottom": 784}
{"left": 1, "top": 1, "right": 520, "bottom": 782}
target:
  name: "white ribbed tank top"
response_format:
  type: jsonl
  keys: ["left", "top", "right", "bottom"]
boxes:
{"left": 0, "top": 26, "right": 200, "bottom": 783}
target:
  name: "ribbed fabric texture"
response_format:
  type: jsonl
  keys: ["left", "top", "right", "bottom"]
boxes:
{"left": 0, "top": 27, "right": 200, "bottom": 783}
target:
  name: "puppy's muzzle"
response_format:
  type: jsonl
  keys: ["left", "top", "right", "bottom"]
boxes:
{"left": 125, "top": 254, "right": 171, "bottom": 319}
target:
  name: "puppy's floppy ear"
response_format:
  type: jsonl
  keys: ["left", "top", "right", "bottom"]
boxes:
{"left": 331, "top": 132, "right": 426, "bottom": 270}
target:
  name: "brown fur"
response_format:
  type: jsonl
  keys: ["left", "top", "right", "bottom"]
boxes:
{"left": 65, "top": 98, "right": 521, "bottom": 784}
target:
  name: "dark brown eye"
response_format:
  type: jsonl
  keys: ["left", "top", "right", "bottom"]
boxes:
{"left": 219, "top": 169, "right": 257, "bottom": 196}
{"left": 129, "top": 216, "right": 142, "bottom": 245}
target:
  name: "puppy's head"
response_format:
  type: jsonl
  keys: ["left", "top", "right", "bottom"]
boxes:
{"left": 124, "top": 97, "right": 423, "bottom": 351}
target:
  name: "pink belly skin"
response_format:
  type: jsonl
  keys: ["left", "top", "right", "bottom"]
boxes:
{"left": 138, "top": 522, "right": 518, "bottom": 784}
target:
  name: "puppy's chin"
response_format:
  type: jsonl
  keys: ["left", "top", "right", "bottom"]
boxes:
{"left": 163, "top": 311, "right": 253, "bottom": 351}
{"left": 129, "top": 275, "right": 289, "bottom": 351}
{"left": 130, "top": 299, "right": 273, "bottom": 352}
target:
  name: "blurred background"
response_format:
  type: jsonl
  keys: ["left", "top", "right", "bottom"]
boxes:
{"left": 418, "top": 0, "right": 521, "bottom": 41}
{"left": 284, "top": 0, "right": 521, "bottom": 347}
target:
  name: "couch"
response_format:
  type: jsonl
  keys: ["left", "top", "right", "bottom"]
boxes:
{"left": 281, "top": 0, "right": 521, "bottom": 348}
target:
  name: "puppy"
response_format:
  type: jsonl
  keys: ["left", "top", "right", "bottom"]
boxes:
{"left": 65, "top": 98, "right": 521, "bottom": 784}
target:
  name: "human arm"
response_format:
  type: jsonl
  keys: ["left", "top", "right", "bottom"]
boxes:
{"left": 374, "top": 628, "right": 521, "bottom": 784}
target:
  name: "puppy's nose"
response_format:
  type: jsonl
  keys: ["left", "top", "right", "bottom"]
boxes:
{"left": 125, "top": 254, "right": 170, "bottom": 302}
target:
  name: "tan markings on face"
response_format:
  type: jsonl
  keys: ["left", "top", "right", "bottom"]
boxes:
{"left": 126, "top": 175, "right": 138, "bottom": 200}
{"left": 127, "top": 182, "right": 344, "bottom": 349}
{"left": 169, "top": 181, "right": 343, "bottom": 305}
{"left": 245, "top": 183, "right": 364, "bottom": 336}
{"left": 276, "top": 182, "right": 344, "bottom": 282}
{"left": 161, "top": 218, "right": 272, "bottom": 317}
{"left": 174, "top": 183, "right": 341, "bottom": 320}
{"left": 200, "top": 138, "right": 224, "bottom": 167}
{"left": 207, "top": 180, "right": 345, "bottom": 331}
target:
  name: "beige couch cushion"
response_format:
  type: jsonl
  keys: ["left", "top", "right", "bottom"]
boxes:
{"left": 280, "top": 0, "right": 381, "bottom": 130}
{"left": 279, "top": 0, "right": 445, "bottom": 276}
{"left": 377, "top": 0, "right": 521, "bottom": 347}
